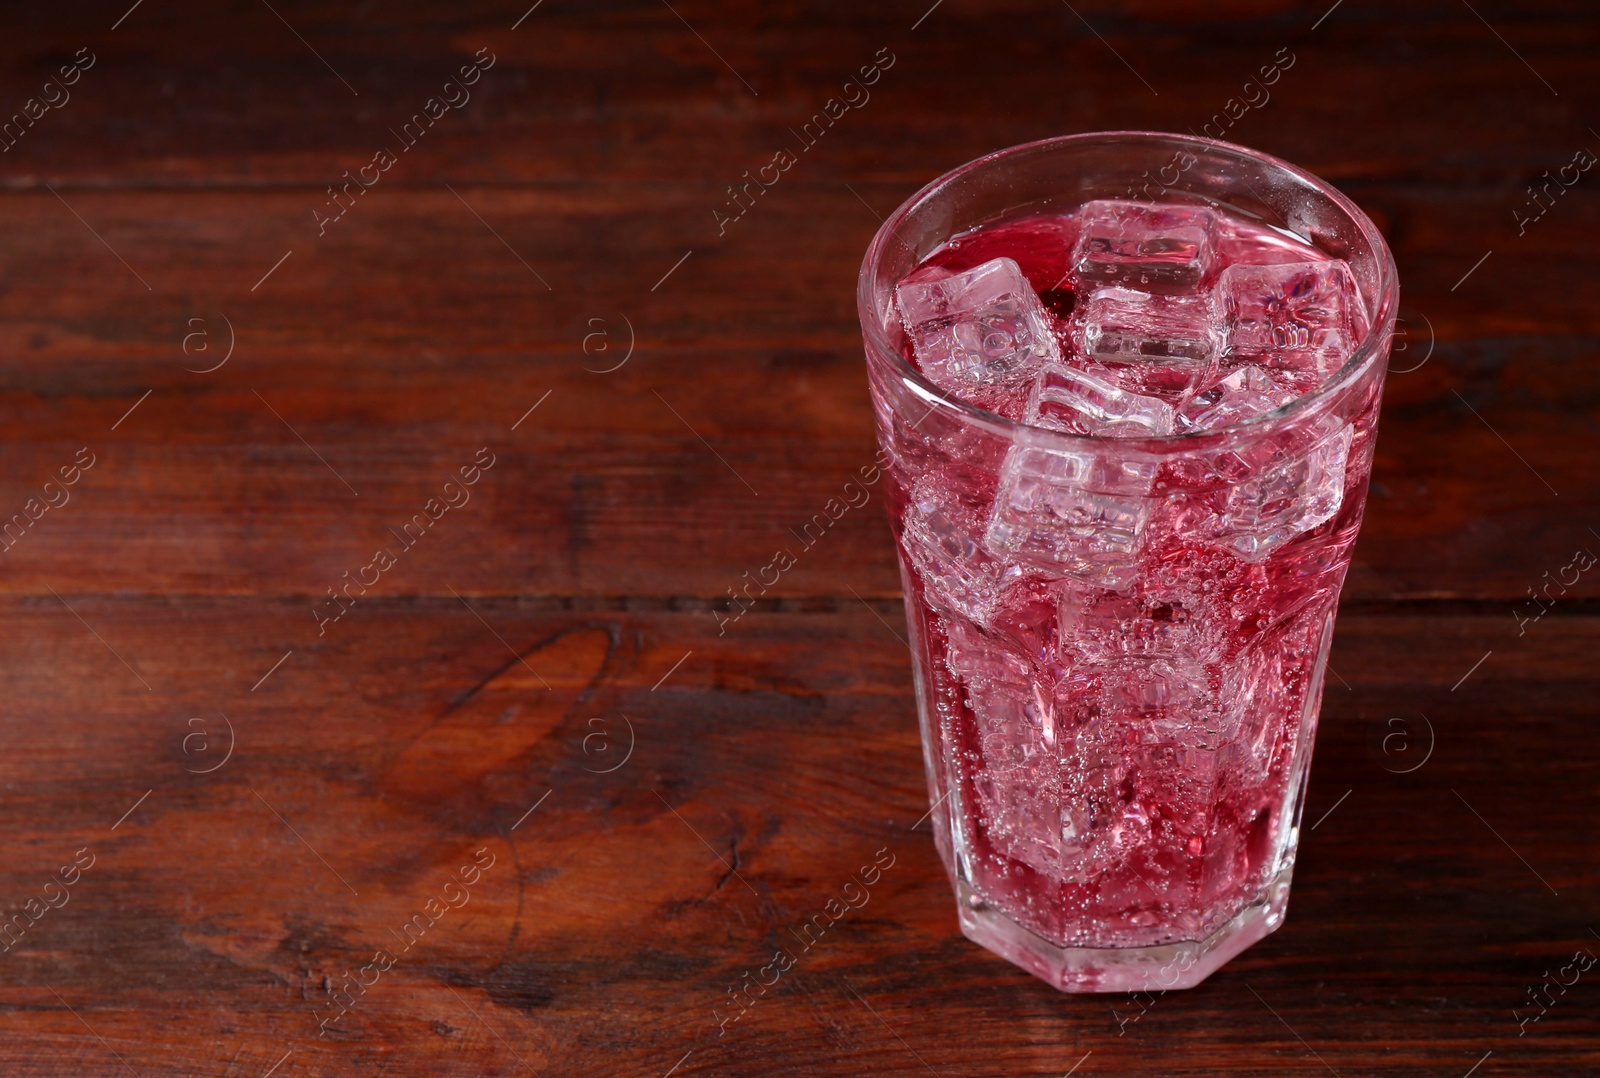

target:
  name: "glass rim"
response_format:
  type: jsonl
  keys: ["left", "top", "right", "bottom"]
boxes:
{"left": 856, "top": 130, "right": 1400, "bottom": 447}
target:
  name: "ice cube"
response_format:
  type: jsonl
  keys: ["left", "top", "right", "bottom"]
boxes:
{"left": 1179, "top": 366, "right": 1298, "bottom": 431}
{"left": 1215, "top": 259, "right": 1367, "bottom": 386}
{"left": 1132, "top": 742, "right": 1220, "bottom": 819}
{"left": 975, "top": 771, "right": 1068, "bottom": 876}
{"left": 985, "top": 439, "right": 1160, "bottom": 589}
{"left": 943, "top": 615, "right": 1036, "bottom": 717}
{"left": 902, "top": 471, "right": 1020, "bottom": 621}
{"left": 894, "top": 256, "right": 1058, "bottom": 407}
{"left": 1127, "top": 741, "right": 1221, "bottom": 901}
{"left": 1218, "top": 641, "right": 1287, "bottom": 781}
{"left": 943, "top": 618, "right": 1064, "bottom": 874}
{"left": 1048, "top": 712, "right": 1140, "bottom": 875}
{"left": 1101, "top": 659, "right": 1199, "bottom": 719}
{"left": 985, "top": 576, "right": 1063, "bottom": 667}
{"left": 1077, "top": 287, "right": 1218, "bottom": 402}
{"left": 1061, "top": 590, "right": 1222, "bottom": 666}
{"left": 1096, "top": 658, "right": 1222, "bottom": 745}
{"left": 1027, "top": 362, "right": 1178, "bottom": 438}
{"left": 1072, "top": 200, "right": 1219, "bottom": 295}
{"left": 1059, "top": 759, "right": 1131, "bottom": 873}
{"left": 1062, "top": 716, "right": 1164, "bottom": 863}
{"left": 1041, "top": 665, "right": 1103, "bottom": 733}
{"left": 1213, "top": 423, "right": 1354, "bottom": 561}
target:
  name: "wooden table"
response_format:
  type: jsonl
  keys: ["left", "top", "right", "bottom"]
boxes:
{"left": 2, "top": 1, "right": 1596, "bottom": 1074}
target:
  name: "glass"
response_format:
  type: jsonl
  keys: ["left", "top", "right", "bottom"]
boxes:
{"left": 857, "top": 132, "right": 1397, "bottom": 992}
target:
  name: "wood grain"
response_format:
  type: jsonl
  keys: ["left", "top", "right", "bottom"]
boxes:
{"left": 0, "top": 603, "right": 1595, "bottom": 1075}
{"left": 0, "top": 185, "right": 1591, "bottom": 602}
{"left": 1, "top": 0, "right": 1596, "bottom": 1074}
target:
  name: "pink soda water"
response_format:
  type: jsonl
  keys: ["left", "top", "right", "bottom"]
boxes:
{"left": 879, "top": 198, "right": 1383, "bottom": 984}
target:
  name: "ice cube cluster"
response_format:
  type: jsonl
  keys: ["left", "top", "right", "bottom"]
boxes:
{"left": 889, "top": 200, "right": 1369, "bottom": 920}
{"left": 893, "top": 199, "right": 1368, "bottom": 576}
{"left": 895, "top": 200, "right": 1367, "bottom": 433}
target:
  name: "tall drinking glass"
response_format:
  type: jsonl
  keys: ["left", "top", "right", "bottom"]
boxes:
{"left": 858, "top": 133, "right": 1396, "bottom": 992}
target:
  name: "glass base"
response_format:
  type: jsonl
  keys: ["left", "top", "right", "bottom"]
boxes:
{"left": 954, "top": 865, "right": 1294, "bottom": 993}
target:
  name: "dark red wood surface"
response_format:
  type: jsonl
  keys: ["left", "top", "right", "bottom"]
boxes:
{"left": 1, "top": 1, "right": 1596, "bottom": 1075}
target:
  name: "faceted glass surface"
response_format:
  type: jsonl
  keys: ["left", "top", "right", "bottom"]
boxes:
{"left": 861, "top": 134, "right": 1394, "bottom": 993}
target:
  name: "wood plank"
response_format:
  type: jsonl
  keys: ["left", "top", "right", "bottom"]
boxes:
{"left": 0, "top": 602, "right": 1592, "bottom": 1075}
{"left": 2, "top": 2, "right": 1596, "bottom": 1073}
{"left": 0, "top": 3, "right": 1596, "bottom": 188}
{"left": 0, "top": 185, "right": 1592, "bottom": 603}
